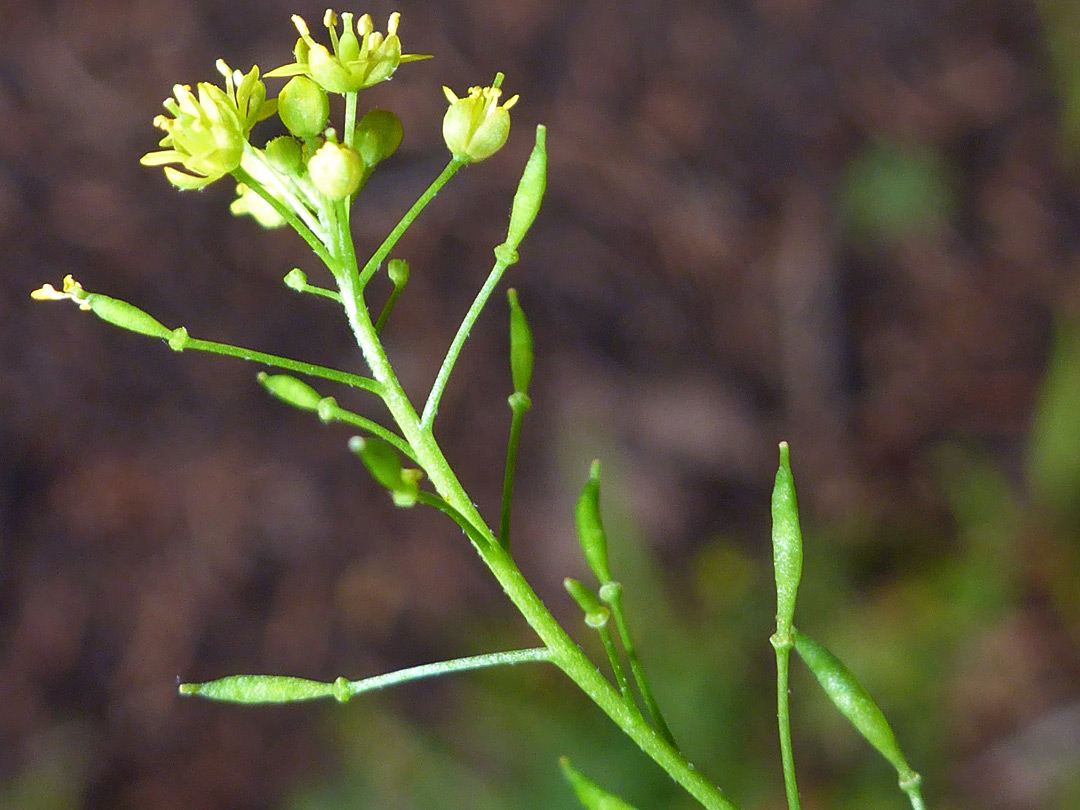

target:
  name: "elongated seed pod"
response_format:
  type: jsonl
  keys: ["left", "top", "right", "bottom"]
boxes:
{"left": 794, "top": 629, "right": 915, "bottom": 778}
{"left": 507, "top": 288, "right": 534, "bottom": 396}
{"left": 771, "top": 442, "right": 803, "bottom": 637}
{"left": 179, "top": 674, "right": 345, "bottom": 704}
{"left": 505, "top": 125, "right": 547, "bottom": 250}
{"left": 85, "top": 293, "right": 172, "bottom": 339}
{"left": 575, "top": 460, "right": 613, "bottom": 584}
{"left": 257, "top": 372, "right": 323, "bottom": 411}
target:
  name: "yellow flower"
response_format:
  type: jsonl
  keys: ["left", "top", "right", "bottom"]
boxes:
{"left": 266, "top": 11, "right": 430, "bottom": 94}
{"left": 140, "top": 62, "right": 276, "bottom": 190}
{"left": 442, "top": 79, "right": 519, "bottom": 163}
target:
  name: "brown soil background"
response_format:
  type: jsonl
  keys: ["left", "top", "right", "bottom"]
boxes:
{"left": 3, "top": 0, "right": 1080, "bottom": 808}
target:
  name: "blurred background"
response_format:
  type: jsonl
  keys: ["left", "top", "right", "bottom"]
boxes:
{"left": 3, "top": 0, "right": 1080, "bottom": 808}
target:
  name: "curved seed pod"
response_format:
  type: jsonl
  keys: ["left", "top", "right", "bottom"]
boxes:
{"left": 771, "top": 442, "right": 803, "bottom": 638}
{"left": 575, "top": 460, "right": 613, "bottom": 584}
{"left": 794, "top": 629, "right": 917, "bottom": 780}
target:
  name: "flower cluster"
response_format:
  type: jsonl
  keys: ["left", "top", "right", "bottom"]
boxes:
{"left": 140, "top": 62, "right": 275, "bottom": 190}
{"left": 137, "top": 9, "right": 518, "bottom": 240}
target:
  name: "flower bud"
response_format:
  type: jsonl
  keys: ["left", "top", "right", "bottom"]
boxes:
{"left": 442, "top": 79, "right": 518, "bottom": 163}
{"left": 266, "top": 135, "right": 304, "bottom": 173}
{"left": 354, "top": 109, "right": 403, "bottom": 168}
{"left": 308, "top": 141, "right": 364, "bottom": 199}
{"left": 277, "top": 76, "right": 329, "bottom": 139}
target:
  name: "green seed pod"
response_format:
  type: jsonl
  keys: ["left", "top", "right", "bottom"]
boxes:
{"left": 355, "top": 109, "right": 404, "bottom": 168}
{"left": 771, "top": 442, "right": 803, "bottom": 638}
{"left": 564, "top": 577, "right": 610, "bottom": 629}
{"left": 559, "top": 757, "right": 641, "bottom": 810}
{"left": 257, "top": 372, "right": 323, "bottom": 411}
{"left": 277, "top": 75, "right": 329, "bottom": 139}
{"left": 507, "top": 289, "right": 534, "bottom": 396}
{"left": 85, "top": 293, "right": 172, "bottom": 339}
{"left": 308, "top": 141, "right": 365, "bottom": 199}
{"left": 179, "top": 674, "right": 338, "bottom": 704}
{"left": 794, "top": 629, "right": 914, "bottom": 777}
{"left": 575, "top": 460, "right": 613, "bottom": 585}
{"left": 505, "top": 125, "right": 547, "bottom": 250}
{"left": 266, "top": 135, "right": 304, "bottom": 174}
{"left": 348, "top": 436, "right": 420, "bottom": 507}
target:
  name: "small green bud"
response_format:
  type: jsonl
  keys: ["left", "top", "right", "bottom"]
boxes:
{"left": 442, "top": 78, "right": 519, "bottom": 163}
{"left": 771, "top": 442, "right": 803, "bottom": 638}
{"left": 575, "top": 460, "right": 613, "bottom": 585}
{"left": 564, "top": 578, "right": 610, "bottom": 629}
{"left": 283, "top": 268, "right": 308, "bottom": 291}
{"left": 505, "top": 125, "right": 547, "bottom": 250}
{"left": 266, "top": 135, "right": 304, "bottom": 173}
{"left": 348, "top": 436, "right": 421, "bottom": 507}
{"left": 257, "top": 372, "right": 323, "bottom": 411}
{"left": 277, "top": 76, "right": 329, "bottom": 139}
{"left": 308, "top": 141, "right": 364, "bottom": 199}
{"left": 559, "top": 757, "right": 641, "bottom": 810}
{"left": 179, "top": 674, "right": 343, "bottom": 704}
{"left": 387, "top": 258, "right": 410, "bottom": 287}
{"left": 507, "top": 288, "right": 534, "bottom": 396}
{"left": 794, "top": 629, "right": 917, "bottom": 779}
{"left": 355, "top": 109, "right": 403, "bottom": 168}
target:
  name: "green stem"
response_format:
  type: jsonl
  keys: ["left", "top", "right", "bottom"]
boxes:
{"left": 597, "top": 623, "right": 637, "bottom": 712}
{"left": 174, "top": 333, "right": 383, "bottom": 395}
{"left": 604, "top": 585, "right": 679, "bottom": 749}
{"left": 374, "top": 283, "right": 404, "bottom": 335}
{"left": 498, "top": 393, "right": 529, "bottom": 548}
{"left": 343, "top": 91, "right": 358, "bottom": 150}
{"left": 334, "top": 270, "right": 741, "bottom": 810}
{"left": 319, "top": 400, "right": 416, "bottom": 462}
{"left": 421, "top": 250, "right": 515, "bottom": 431}
{"left": 347, "top": 647, "right": 552, "bottom": 697}
{"left": 358, "top": 158, "right": 465, "bottom": 288}
{"left": 772, "top": 633, "right": 801, "bottom": 810}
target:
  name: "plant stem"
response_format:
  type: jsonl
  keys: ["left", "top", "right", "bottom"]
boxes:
{"left": 421, "top": 249, "right": 516, "bottom": 431}
{"left": 346, "top": 647, "right": 552, "bottom": 697}
{"left": 175, "top": 334, "right": 383, "bottom": 395}
{"left": 358, "top": 158, "right": 465, "bottom": 288}
{"left": 498, "top": 394, "right": 529, "bottom": 548}
{"left": 773, "top": 634, "right": 801, "bottom": 810}
{"left": 334, "top": 267, "right": 743, "bottom": 810}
